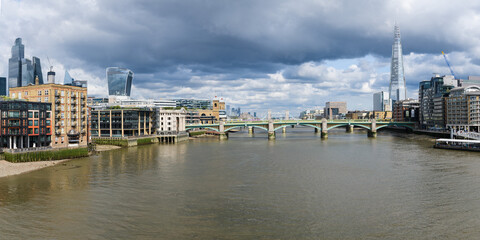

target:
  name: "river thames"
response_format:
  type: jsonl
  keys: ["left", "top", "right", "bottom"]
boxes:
{"left": 1, "top": 128, "right": 480, "bottom": 239}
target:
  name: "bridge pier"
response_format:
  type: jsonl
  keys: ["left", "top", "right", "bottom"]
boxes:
{"left": 321, "top": 131, "right": 328, "bottom": 139}
{"left": 346, "top": 125, "right": 353, "bottom": 133}
{"left": 219, "top": 121, "right": 228, "bottom": 140}
{"left": 268, "top": 121, "right": 275, "bottom": 140}
{"left": 368, "top": 119, "right": 377, "bottom": 138}
{"left": 248, "top": 126, "right": 254, "bottom": 134}
{"left": 268, "top": 132, "right": 276, "bottom": 140}
{"left": 321, "top": 118, "right": 328, "bottom": 139}
{"left": 219, "top": 133, "right": 229, "bottom": 140}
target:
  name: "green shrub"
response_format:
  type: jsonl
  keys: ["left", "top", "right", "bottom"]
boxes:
{"left": 189, "top": 131, "right": 205, "bottom": 137}
{"left": 5, "top": 148, "right": 89, "bottom": 163}
{"left": 93, "top": 139, "right": 128, "bottom": 147}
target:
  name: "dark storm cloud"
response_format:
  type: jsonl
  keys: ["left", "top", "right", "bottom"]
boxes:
{"left": 3, "top": 0, "right": 480, "bottom": 113}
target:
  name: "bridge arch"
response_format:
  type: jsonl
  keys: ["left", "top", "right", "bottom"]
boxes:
{"left": 247, "top": 125, "right": 269, "bottom": 132}
{"left": 327, "top": 123, "right": 371, "bottom": 131}
{"left": 298, "top": 123, "right": 322, "bottom": 131}
{"left": 186, "top": 126, "right": 219, "bottom": 132}
{"left": 376, "top": 123, "right": 414, "bottom": 130}
{"left": 273, "top": 124, "right": 296, "bottom": 131}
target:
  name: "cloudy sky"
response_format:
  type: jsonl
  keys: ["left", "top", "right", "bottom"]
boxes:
{"left": 1, "top": 0, "right": 480, "bottom": 117}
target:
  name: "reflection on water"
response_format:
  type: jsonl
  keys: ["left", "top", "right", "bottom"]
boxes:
{"left": 1, "top": 128, "right": 480, "bottom": 239}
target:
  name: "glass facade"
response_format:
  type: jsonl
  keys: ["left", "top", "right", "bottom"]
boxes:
{"left": 21, "top": 59, "right": 33, "bottom": 86}
{"left": 107, "top": 67, "right": 133, "bottom": 96}
{"left": 64, "top": 70, "right": 74, "bottom": 85}
{"left": 389, "top": 25, "right": 407, "bottom": 102}
{"left": 8, "top": 38, "right": 24, "bottom": 90}
{"left": 0, "top": 77, "right": 6, "bottom": 96}
{"left": 32, "top": 57, "right": 44, "bottom": 84}
{"left": 7, "top": 38, "right": 43, "bottom": 90}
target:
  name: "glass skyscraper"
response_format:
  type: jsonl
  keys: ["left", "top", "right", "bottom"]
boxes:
{"left": 32, "top": 57, "right": 44, "bottom": 84}
{"left": 107, "top": 67, "right": 133, "bottom": 96}
{"left": 0, "top": 77, "right": 6, "bottom": 96}
{"left": 389, "top": 25, "right": 406, "bottom": 102}
{"left": 21, "top": 59, "right": 33, "bottom": 86}
{"left": 8, "top": 38, "right": 24, "bottom": 89}
{"left": 8, "top": 38, "right": 42, "bottom": 90}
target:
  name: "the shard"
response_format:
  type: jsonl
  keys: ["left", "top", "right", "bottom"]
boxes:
{"left": 389, "top": 24, "right": 406, "bottom": 102}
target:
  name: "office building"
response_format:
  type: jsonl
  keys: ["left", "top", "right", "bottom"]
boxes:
{"left": 8, "top": 38, "right": 43, "bottom": 90}
{"left": 32, "top": 57, "right": 43, "bottom": 85}
{"left": 0, "top": 100, "right": 52, "bottom": 149}
{"left": 324, "top": 102, "right": 347, "bottom": 120}
{"left": 107, "top": 67, "right": 133, "bottom": 97}
{"left": 64, "top": 70, "right": 74, "bottom": 85}
{"left": 389, "top": 25, "right": 407, "bottom": 102}
{"left": 419, "top": 74, "right": 459, "bottom": 129}
{"left": 373, "top": 91, "right": 391, "bottom": 111}
{"left": 9, "top": 83, "right": 88, "bottom": 147}
{"left": 156, "top": 108, "right": 187, "bottom": 134}
{"left": 0, "top": 77, "right": 6, "bottom": 96}
{"left": 446, "top": 86, "right": 480, "bottom": 132}
{"left": 393, "top": 98, "right": 419, "bottom": 122}
{"left": 174, "top": 99, "right": 212, "bottom": 109}
{"left": 8, "top": 38, "right": 24, "bottom": 90}
{"left": 90, "top": 108, "right": 155, "bottom": 137}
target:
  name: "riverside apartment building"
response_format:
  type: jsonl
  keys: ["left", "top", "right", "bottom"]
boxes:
{"left": 10, "top": 83, "right": 88, "bottom": 147}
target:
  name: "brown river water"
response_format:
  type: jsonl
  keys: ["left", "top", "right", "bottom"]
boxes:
{"left": 1, "top": 128, "right": 480, "bottom": 239}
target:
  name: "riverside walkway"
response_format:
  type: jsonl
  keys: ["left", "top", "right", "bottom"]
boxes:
{"left": 186, "top": 119, "right": 416, "bottom": 139}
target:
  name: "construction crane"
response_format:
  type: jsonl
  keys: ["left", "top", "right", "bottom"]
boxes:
{"left": 442, "top": 51, "right": 457, "bottom": 79}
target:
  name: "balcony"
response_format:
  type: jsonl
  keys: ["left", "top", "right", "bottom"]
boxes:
{"left": 55, "top": 130, "right": 61, "bottom": 135}
{"left": 71, "top": 95, "right": 77, "bottom": 99}
{"left": 55, "top": 122, "right": 61, "bottom": 127}
{"left": 71, "top": 101, "right": 77, "bottom": 106}
{"left": 71, "top": 108, "right": 77, "bottom": 113}
{"left": 71, "top": 121, "right": 77, "bottom": 127}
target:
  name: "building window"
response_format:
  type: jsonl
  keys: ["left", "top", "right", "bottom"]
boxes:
{"left": 12, "top": 93, "right": 15, "bottom": 98}
{"left": 38, "top": 98, "right": 41, "bottom": 102}
{"left": 24, "top": 91, "right": 28, "bottom": 96}
{"left": 34, "top": 128, "right": 38, "bottom": 134}
{"left": 45, "top": 90, "right": 49, "bottom": 95}
{"left": 34, "top": 120, "right": 38, "bottom": 126}
{"left": 45, "top": 97, "right": 49, "bottom": 102}
{"left": 34, "top": 112, "right": 39, "bottom": 118}
{"left": 18, "top": 93, "right": 22, "bottom": 99}
{"left": 61, "top": 91, "right": 65, "bottom": 96}
{"left": 38, "top": 91, "right": 42, "bottom": 96}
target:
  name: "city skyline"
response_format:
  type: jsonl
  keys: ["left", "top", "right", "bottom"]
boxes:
{"left": 2, "top": 1, "right": 480, "bottom": 115}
